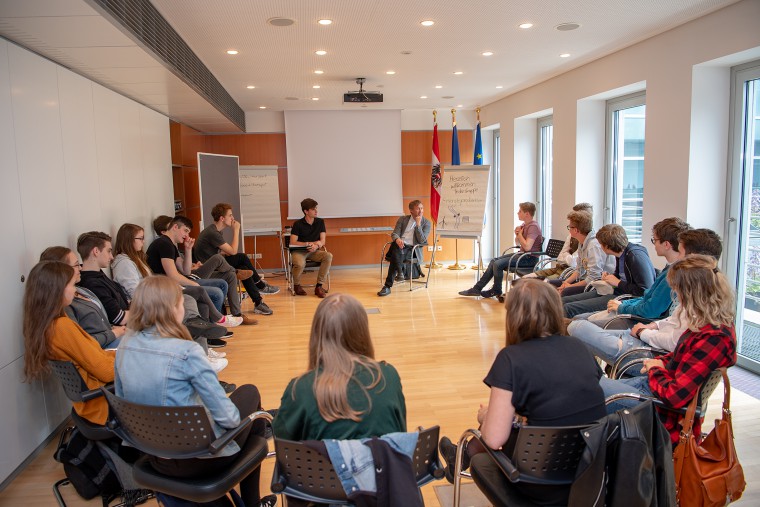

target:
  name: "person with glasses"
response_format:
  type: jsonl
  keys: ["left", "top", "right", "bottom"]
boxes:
{"left": 571, "top": 217, "right": 690, "bottom": 327}
{"left": 39, "top": 246, "right": 123, "bottom": 349}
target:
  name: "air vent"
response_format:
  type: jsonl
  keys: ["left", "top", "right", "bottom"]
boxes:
{"left": 87, "top": 0, "right": 245, "bottom": 131}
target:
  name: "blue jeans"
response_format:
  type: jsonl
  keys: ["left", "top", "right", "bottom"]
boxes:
{"left": 600, "top": 376, "right": 653, "bottom": 414}
{"left": 567, "top": 319, "right": 647, "bottom": 364}
{"left": 474, "top": 253, "right": 538, "bottom": 293}
{"left": 562, "top": 291, "right": 616, "bottom": 318}
{"left": 197, "top": 279, "right": 227, "bottom": 313}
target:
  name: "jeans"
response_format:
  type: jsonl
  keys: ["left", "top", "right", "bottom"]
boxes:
{"left": 600, "top": 375, "right": 653, "bottom": 413}
{"left": 193, "top": 254, "right": 241, "bottom": 315}
{"left": 474, "top": 253, "right": 538, "bottom": 293}
{"left": 197, "top": 279, "right": 227, "bottom": 313}
{"left": 562, "top": 290, "right": 616, "bottom": 318}
{"left": 567, "top": 319, "right": 647, "bottom": 364}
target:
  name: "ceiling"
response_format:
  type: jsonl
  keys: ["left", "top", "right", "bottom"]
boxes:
{"left": 0, "top": 0, "right": 741, "bottom": 132}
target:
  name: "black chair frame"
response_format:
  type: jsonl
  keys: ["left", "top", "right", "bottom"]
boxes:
{"left": 380, "top": 240, "right": 429, "bottom": 291}
{"left": 270, "top": 425, "right": 444, "bottom": 505}
{"left": 283, "top": 234, "right": 331, "bottom": 295}
{"left": 101, "top": 388, "right": 273, "bottom": 504}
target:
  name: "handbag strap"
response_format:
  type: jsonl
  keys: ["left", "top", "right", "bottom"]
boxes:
{"left": 679, "top": 368, "right": 730, "bottom": 440}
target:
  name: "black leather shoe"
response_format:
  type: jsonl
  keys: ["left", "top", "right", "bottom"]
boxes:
{"left": 377, "top": 286, "right": 391, "bottom": 297}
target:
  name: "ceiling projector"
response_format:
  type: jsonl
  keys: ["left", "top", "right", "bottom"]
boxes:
{"left": 344, "top": 78, "right": 383, "bottom": 103}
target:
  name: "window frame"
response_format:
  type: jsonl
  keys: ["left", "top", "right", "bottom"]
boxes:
{"left": 536, "top": 115, "right": 553, "bottom": 240}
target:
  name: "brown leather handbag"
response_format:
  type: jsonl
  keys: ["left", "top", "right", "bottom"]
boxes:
{"left": 672, "top": 368, "right": 745, "bottom": 506}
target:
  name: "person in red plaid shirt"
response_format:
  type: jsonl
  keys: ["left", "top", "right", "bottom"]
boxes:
{"left": 601, "top": 254, "right": 737, "bottom": 445}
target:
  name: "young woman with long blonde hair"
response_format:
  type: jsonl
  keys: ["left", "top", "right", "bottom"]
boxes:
{"left": 273, "top": 293, "right": 406, "bottom": 441}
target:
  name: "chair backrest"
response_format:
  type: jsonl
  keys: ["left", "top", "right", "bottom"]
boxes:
{"left": 49, "top": 360, "right": 95, "bottom": 403}
{"left": 272, "top": 426, "right": 442, "bottom": 501}
{"left": 544, "top": 238, "right": 565, "bottom": 258}
{"left": 696, "top": 368, "right": 724, "bottom": 416}
{"left": 102, "top": 388, "right": 216, "bottom": 459}
{"left": 509, "top": 425, "right": 588, "bottom": 483}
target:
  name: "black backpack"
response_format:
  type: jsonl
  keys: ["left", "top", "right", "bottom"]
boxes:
{"left": 54, "top": 426, "right": 122, "bottom": 500}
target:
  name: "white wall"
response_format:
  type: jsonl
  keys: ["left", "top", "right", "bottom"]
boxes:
{"left": 481, "top": 0, "right": 760, "bottom": 262}
{"left": 0, "top": 38, "right": 173, "bottom": 485}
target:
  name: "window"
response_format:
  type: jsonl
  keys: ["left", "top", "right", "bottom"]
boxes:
{"left": 537, "top": 116, "right": 553, "bottom": 239}
{"left": 605, "top": 93, "right": 646, "bottom": 243}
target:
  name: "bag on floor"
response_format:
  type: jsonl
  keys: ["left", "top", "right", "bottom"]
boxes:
{"left": 156, "top": 489, "right": 242, "bottom": 507}
{"left": 54, "top": 426, "right": 121, "bottom": 500}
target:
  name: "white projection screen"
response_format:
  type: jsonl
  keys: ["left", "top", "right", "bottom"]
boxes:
{"left": 285, "top": 110, "right": 403, "bottom": 218}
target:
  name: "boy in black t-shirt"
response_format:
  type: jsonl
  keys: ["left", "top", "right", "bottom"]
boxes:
{"left": 289, "top": 198, "right": 332, "bottom": 297}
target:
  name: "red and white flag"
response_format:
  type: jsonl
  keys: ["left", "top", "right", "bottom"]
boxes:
{"left": 430, "top": 122, "right": 442, "bottom": 222}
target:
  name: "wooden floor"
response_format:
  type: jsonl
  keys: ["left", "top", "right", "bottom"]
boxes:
{"left": 1, "top": 266, "right": 758, "bottom": 506}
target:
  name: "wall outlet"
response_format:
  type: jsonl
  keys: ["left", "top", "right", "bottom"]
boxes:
{"left": 253, "top": 253, "right": 263, "bottom": 259}
{"left": 436, "top": 245, "right": 443, "bottom": 251}
{"left": 427, "top": 246, "right": 434, "bottom": 251}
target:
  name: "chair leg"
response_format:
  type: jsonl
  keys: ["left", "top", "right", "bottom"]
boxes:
{"left": 53, "top": 478, "right": 70, "bottom": 507}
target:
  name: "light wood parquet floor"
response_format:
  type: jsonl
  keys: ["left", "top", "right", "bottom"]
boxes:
{"left": 1, "top": 266, "right": 758, "bottom": 506}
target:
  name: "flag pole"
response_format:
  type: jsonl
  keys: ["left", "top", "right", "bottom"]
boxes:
{"left": 426, "top": 109, "right": 443, "bottom": 269}
{"left": 447, "top": 108, "right": 467, "bottom": 270}
{"left": 472, "top": 107, "right": 485, "bottom": 270}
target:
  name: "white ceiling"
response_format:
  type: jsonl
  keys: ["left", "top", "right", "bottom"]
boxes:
{"left": 0, "top": 0, "right": 741, "bottom": 132}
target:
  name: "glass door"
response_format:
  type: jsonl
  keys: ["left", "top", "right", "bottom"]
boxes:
{"left": 727, "top": 63, "right": 760, "bottom": 373}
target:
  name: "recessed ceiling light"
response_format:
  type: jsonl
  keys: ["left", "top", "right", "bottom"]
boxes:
{"left": 555, "top": 22, "right": 580, "bottom": 31}
{"left": 453, "top": 71, "right": 463, "bottom": 75}
{"left": 226, "top": 50, "right": 239, "bottom": 55}
{"left": 559, "top": 53, "right": 571, "bottom": 58}
{"left": 268, "top": 17, "right": 295, "bottom": 27}
{"left": 457, "top": 104, "right": 463, "bottom": 108}
{"left": 315, "top": 50, "right": 327, "bottom": 56}
{"left": 386, "top": 70, "right": 396, "bottom": 75}
{"left": 318, "top": 19, "right": 332, "bottom": 25}
{"left": 314, "top": 70, "right": 324, "bottom": 74}
{"left": 482, "top": 51, "right": 494, "bottom": 56}
{"left": 435, "top": 85, "right": 443, "bottom": 89}
{"left": 312, "top": 85, "right": 320, "bottom": 89}
{"left": 420, "top": 20, "right": 434, "bottom": 27}
{"left": 312, "top": 97, "right": 319, "bottom": 101}
{"left": 246, "top": 85, "right": 255, "bottom": 89}
{"left": 496, "top": 85, "right": 503, "bottom": 89}
{"left": 259, "top": 106, "right": 267, "bottom": 109}
{"left": 420, "top": 96, "right": 428, "bottom": 99}
{"left": 519, "top": 22, "right": 533, "bottom": 29}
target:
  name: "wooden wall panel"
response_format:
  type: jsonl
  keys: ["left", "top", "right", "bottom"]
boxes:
{"left": 205, "top": 133, "right": 287, "bottom": 167}
{"left": 179, "top": 124, "right": 205, "bottom": 167}
{"left": 402, "top": 164, "right": 431, "bottom": 198}
{"left": 401, "top": 131, "right": 433, "bottom": 164}
{"left": 170, "top": 122, "right": 182, "bottom": 165}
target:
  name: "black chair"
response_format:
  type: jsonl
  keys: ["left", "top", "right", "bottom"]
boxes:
{"left": 283, "top": 233, "right": 330, "bottom": 295}
{"left": 271, "top": 426, "right": 444, "bottom": 504}
{"left": 451, "top": 425, "right": 590, "bottom": 507}
{"left": 48, "top": 361, "right": 149, "bottom": 507}
{"left": 608, "top": 346, "right": 668, "bottom": 378}
{"left": 101, "top": 388, "right": 272, "bottom": 504}
{"left": 380, "top": 239, "right": 429, "bottom": 291}
{"left": 605, "top": 367, "right": 725, "bottom": 423}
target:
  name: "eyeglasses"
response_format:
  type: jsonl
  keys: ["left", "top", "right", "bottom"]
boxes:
{"left": 567, "top": 225, "right": 576, "bottom": 231}
{"left": 134, "top": 237, "right": 145, "bottom": 241}
{"left": 650, "top": 237, "right": 659, "bottom": 244}
{"left": 70, "top": 263, "right": 82, "bottom": 268}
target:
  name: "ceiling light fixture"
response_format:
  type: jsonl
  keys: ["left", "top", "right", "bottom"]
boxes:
{"left": 435, "top": 85, "right": 442, "bottom": 89}
{"left": 312, "top": 97, "right": 319, "bottom": 101}
{"left": 457, "top": 104, "right": 463, "bottom": 108}
{"left": 314, "top": 70, "right": 324, "bottom": 74}
{"left": 496, "top": 85, "right": 503, "bottom": 89}
{"left": 312, "top": 85, "right": 320, "bottom": 89}
{"left": 318, "top": 19, "right": 332, "bottom": 25}
{"left": 315, "top": 50, "right": 327, "bottom": 56}
{"left": 559, "top": 53, "right": 571, "bottom": 58}
{"left": 226, "top": 50, "right": 239, "bottom": 55}
{"left": 386, "top": 70, "right": 396, "bottom": 75}
{"left": 420, "top": 96, "right": 428, "bottom": 99}
{"left": 246, "top": 85, "right": 255, "bottom": 89}
{"left": 453, "top": 71, "right": 463, "bottom": 75}
{"left": 519, "top": 22, "right": 533, "bottom": 29}
{"left": 259, "top": 106, "right": 267, "bottom": 109}
{"left": 420, "top": 20, "right": 434, "bottom": 27}
{"left": 482, "top": 51, "right": 493, "bottom": 56}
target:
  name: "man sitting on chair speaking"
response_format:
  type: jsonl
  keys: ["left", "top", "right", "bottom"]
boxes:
{"left": 290, "top": 198, "right": 333, "bottom": 298}
{"left": 378, "top": 200, "right": 431, "bottom": 297}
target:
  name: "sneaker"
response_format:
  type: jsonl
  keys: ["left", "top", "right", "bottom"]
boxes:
{"left": 253, "top": 301, "right": 273, "bottom": 315}
{"left": 208, "top": 349, "right": 226, "bottom": 359}
{"left": 238, "top": 313, "right": 258, "bottom": 325}
{"left": 259, "top": 282, "right": 280, "bottom": 295}
{"left": 207, "top": 338, "right": 227, "bottom": 348}
{"left": 208, "top": 356, "right": 228, "bottom": 373}
{"left": 439, "top": 436, "right": 470, "bottom": 484}
{"left": 258, "top": 495, "right": 278, "bottom": 507}
{"left": 480, "top": 288, "right": 502, "bottom": 298}
{"left": 218, "top": 315, "right": 243, "bottom": 328}
{"left": 219, "top": 380, "right": 236, "bottom": 394}
{"left": 223, "top": 331, "right": 234, "bottom": 338}
{"left": 235, "top": 269, "right": 253, "bottom": 281}
{"left": 458, "top": 287, "right": 482, "bottom": 296}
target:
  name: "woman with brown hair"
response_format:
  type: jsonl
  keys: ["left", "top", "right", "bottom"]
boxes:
{"left": 440, "top": 279, "right": 606, "bottom": 506}
{"left": 111, "top": 223, "right": 150, "bottom": 298}
{"left": 273, "top": 293, "right": 406, "bottom": 441}
{"left": 601, "top": 254, "right": 737, "bottom": 445}
{"left": 115, "top": 275, "right": 276, "bottom": 507}
{"left": 23, "top": 261, "right": 115, "bottom": 424}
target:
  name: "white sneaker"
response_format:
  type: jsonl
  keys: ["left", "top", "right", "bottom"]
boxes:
{"left": 208, "top": 349, "right": 226, "bottom": 359}
{"left": 218, "top": 315, "right": 243, "bottom": 328}
{"left": 208, "top": 356, "right": 228, "bottom": 373}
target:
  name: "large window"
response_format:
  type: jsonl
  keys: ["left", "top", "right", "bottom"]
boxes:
{"left": 727, "top": 61, "right": 760, "bottom": 373}
{"left": 605, "top": 93, "right": 646, "bottom": 243}
{"left": 537, "top": 116, "right": 553, "bottom": 239}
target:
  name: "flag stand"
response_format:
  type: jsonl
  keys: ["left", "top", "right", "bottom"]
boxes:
{"left": 425, "top": 223, "right": 443, "bottom": 269}
{"left": 448, "top": 239, "right": 467, "bottom": 270}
